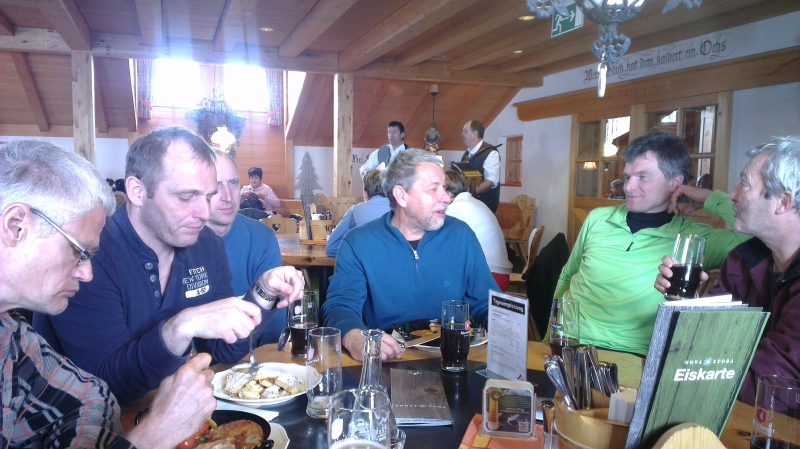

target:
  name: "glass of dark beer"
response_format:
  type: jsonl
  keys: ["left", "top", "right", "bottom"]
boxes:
{"left": 664, "top": 233, "right": 706, "bottom": 300}
{"left": 548, "top": 296, "right": 579, "bottom": 357}
{"left": 288, "top": 290, "right": 318, "bottom": 358}
{"left": 751, "top": 375, "right": 800, "bottom": 449}
{"left": 440, "top": 300, "right": 470, "bottom": 372}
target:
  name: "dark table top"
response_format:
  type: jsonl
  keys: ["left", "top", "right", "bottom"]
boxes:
{"left": 267, "top": 358, "right": 555, "bottom": 448}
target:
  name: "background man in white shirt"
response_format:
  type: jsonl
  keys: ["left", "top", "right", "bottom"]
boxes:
{"left": 461, "top": 120, "right": 501, "bottom": 213}
{"left": 359, "top": 121, "right": 409, "bottom": 177}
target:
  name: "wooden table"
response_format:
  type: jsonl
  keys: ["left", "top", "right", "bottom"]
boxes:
{"left": 122, "top": 342, "right": 754, "bottom": 448}
{"left": 276, "top": 233, "right": 335, "bottom": 267}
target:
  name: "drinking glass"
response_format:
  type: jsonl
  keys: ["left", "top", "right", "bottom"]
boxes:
{"left": 306, "top": 327, "right": 342, "bottom": 420}
{"left": 440, "top": 300, "right": 470, "bottom": 372}
{"left": 751, "top": 375, "right": 800, "bottom": 449}
{"left": 328, "top": 388, "right": 393, "bottom": 449}
{"left": 664, "top": 233, "right": 706, "bottom": 300}
{"left": 549, "top": 296, "right": 580, "bottom": 357}
{"left": 289, "top": 290, "right": 319, "bottom": 357}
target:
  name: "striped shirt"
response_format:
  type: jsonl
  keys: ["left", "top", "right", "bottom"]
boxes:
{"left": 1, "top": 312, "right": 134, "bottom": 448}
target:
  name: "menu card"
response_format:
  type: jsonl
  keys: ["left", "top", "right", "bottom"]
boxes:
{"left": 390, "top": 369, "right": 453, "bottom": 426}
{"left": 486, "top": 290, "right": 529, "bottom": 381}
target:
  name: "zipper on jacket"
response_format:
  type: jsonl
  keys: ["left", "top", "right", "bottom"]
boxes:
{"left": 626, "top": 235, "right": 636, "bottom": 251}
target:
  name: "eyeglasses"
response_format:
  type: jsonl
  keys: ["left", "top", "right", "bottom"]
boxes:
{"left": 30, "top": 209, "right": 95, "bottom": 264}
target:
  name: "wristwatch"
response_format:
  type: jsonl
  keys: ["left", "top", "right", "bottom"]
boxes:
{"left": 254, "top": 281, "right": 278, "bottom": 303}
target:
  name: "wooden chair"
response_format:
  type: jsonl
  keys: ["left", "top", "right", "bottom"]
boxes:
{"left": 496, "top": 195, "right": 536, "bottom": 262}
{"left": 651, "top": 423, "right": 726, "bottom": 449}
{"left": 315, "top": 193, "right": 363, "bottom": 226}
{"left": 697, "top": 269, "right": 721, "bottom": 297}
{"left": 260, "top": 215, "right": 298, "bottom": 235}
{"left": 509, "top": 226, "right": 546, "bottom": 292}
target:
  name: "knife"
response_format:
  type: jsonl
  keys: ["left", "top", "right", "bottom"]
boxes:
{"left": 399, "top": 332, "right": 440, "bottom": 348}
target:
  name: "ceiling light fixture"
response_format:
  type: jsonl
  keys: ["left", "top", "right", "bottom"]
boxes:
{"left": 525, "top": 0, "right": 705, "bottom": 97}
{"left": 518, "top": 15, "right": 536, "bottom": 21}
{"left": 513, "top": 50, "right": 524, "bottom": 54}
{"left": 259, "top": 27, "right": 273, "bottom": 32}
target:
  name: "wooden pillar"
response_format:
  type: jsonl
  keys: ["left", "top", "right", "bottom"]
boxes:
{"left": 71, "top": 51, "right": 96, "bottom": 163}
{"left": 333, "top": 73, "right": 353, "bottom": 197}
{"left": 285, "top": 138, "right": 295, "bottom": 198}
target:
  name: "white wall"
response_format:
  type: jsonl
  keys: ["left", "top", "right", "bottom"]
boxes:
{"left": 728, "top": 82, "right": 800, "bottom": 193}
{"left": 0, "top": 136, "right": 129, "bottom": 180}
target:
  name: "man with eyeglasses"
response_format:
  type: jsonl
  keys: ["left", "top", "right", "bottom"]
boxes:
{"left": 35, "top": 126, "right": 305, "bottom": 406}
{"left": 0, "top": 140, "right": 217, "bottom": 448}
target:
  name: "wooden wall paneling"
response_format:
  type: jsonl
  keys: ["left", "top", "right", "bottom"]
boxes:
{"left": 440, "top": 84, "right": 485, "bottom": 145}
{"left": 303, "top": 82, "right": 332, "bottom": 144}
{"left": 285, "top": 73, "right": 314, "bottom": 140}
{"left": 310, "top": 96, "right": 333, "bottom": 143}
{"left": 515, "top": 47, "right": 800, "bottom": 123}
{"left": 333, "top": 73, "right": 353, "bottom": 197}
{"left": 212, "top": 0, "right": 258, "bottom": 52}
{"left": 403, "top": 88, "right": 433, "bottom": 147}
{"left": 278, "top": 0, "right": 359, "bottom": 58}
{"left": 25, "top": 53, "right": 72, "bottom": 127}
{"left": 337, "top": 0, "right": 482, "bottom": 71}
{"left": 714, "top": 91, "right": 733, "bottom": 192}
{"left": 35, "top": 0, "right": 91, "bottom": 50}
{"left": 629, "top": 104, "right": 646, "bottom": 141}
{"left": 567, "top": 114, "right": 578, "bottom": 247}
{"left": 353, "top": 78, "right": 390, "bottom": 144}
{"left": 71, "top": 51, "right": 95, "bottom": 163}
{"left": 94, "top": 81, "right": 108, "bottom": 133}
{"left": 134, "top": 0, "right": 164, "bottom": 46}
{"left": 0, "top": 11, "right": 14, "bottom": 35}
{"left": 482, "top": 87, "right": 521, "bottom": 131}
{"left": 10, "top": 52, "right": 49, "bottom": 132}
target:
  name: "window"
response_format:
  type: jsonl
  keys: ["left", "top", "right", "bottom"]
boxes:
{"left": 152, "top": 59, "right": 202, "bottom": 107}
{"left": 575, "top": 117, "right": 630, "bottom": 199}
{"left": 504, "top": 136, "right": 523, "bottom": 187}
{"left": 223, "top": 65, "right": 270, "bottom": 111}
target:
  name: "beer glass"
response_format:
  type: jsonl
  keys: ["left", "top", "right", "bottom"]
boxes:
{"left": 751, "top": 375, "right": 800, "bottom": 449}
{"left": 665, "top": 233, "right": 706, "bottom": 300}
{"left": 549, "top": 296, "right": 580, "bottom": 357}
{"left": 328, "top": 388, "right": 392, "bottom": 449}
{"left": 440, "top": 300, "right": 470, "bottom": 372}
{"left": 306, "top": 327, "right": 342, "bottom": 420}
{"left": 289, "top": 290, "right": 318, "bottom": 357}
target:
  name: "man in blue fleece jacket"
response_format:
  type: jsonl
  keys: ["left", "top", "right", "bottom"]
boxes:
{"left": 323, "top": 149, "right": 498, "bottom": 361}
{"left": 35, "top": 126, "right": 304, "bottom": 405}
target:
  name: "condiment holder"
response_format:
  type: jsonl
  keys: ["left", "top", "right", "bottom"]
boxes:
{"left": 553, "top": 390, "right": 630, "bottom": 449}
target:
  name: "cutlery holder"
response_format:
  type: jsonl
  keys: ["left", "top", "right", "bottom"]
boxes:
{"left": 553, "top": 391, "right": 629, "bottom": 449}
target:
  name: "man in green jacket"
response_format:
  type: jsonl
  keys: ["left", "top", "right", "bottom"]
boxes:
{"left": 555, "top": 132, "right": 749, "bottom": 355}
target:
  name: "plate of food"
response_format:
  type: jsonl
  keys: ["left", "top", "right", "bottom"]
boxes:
{"left": 212, "top": 362, "right": 322, "bottom": 407}
{"left": 175, "top": 409, "right": 287, "bottom": 449}
{"left": 392, "top": 319, "right": 488, "bottom": 353}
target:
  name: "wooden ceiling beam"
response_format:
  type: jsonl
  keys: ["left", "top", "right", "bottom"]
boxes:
{"left": 279, "top": 0, "right": 359, "bottom": 58}
{"left": 353, "top": 79, "right": 390, "bottom": 144}
{"left": 0, "top": 11, "right": 15, "bottom": 36}
{"left": 134, "top": 0, "right": 164, "bottom": 47}
{"left": 9, "top": 52, "right": 50, "bottom": 132}
{"left": 395, "top": 0, "right": 529, "bottom": 67}
{"left": 338, "top": 0, "right": 482, "bottom": 72}
{"left": 0, "top": 27, "right": 72, "bottom": 53}
{"left": 213, "top": 0, "right": 258, "bottom": 52}
{"left": 500, "top": 0, "right": 773, "bottom": 74}
{"left": 35, "top": 0, "right": 91, "bottom": 51}
{"left": 355, "top": 59, "right": 543, "bottom": 87}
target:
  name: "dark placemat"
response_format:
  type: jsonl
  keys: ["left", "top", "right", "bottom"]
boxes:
{"left": 269, "top": 358, "right": 555, "bottom": 448}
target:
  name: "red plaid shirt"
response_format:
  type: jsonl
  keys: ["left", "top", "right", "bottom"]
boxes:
{"left": 0, "top": 312, "right": 134, "bottom": 448}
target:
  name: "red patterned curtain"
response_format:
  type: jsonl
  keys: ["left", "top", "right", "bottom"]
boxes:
{"left": 266, "top": 69, "right": 283, "bottom": 126}
{"left": 136, "top": 59, "right": 154, "bottom": 120}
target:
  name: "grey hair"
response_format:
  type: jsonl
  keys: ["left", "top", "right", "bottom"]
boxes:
{"left": 382, "top": 149, "right": 443, "bottom": 209}
{"left": 0, "top": 140, "right": 115, "bottom": 235}
{"left": 126, "top": 126, "right": 216, "bottom": 197}
{"left": 746, "top": 136, "right": 800, "bottom": 211}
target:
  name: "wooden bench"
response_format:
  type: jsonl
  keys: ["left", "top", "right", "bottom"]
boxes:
{"left": 315, "top": 194, "right": 364, "bottom": 226}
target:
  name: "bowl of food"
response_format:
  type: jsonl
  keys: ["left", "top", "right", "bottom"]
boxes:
{"left": 212, "top": 362, "right": 322, "bottom": 407}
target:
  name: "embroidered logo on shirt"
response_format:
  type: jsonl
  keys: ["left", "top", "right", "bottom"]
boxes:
{"left": 183, "top": 266, "right": 210, "bottom": 298}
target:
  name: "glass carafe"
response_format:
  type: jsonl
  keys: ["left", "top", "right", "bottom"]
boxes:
{"left": 358, "top": 330, "right": 404, "bottom": 448}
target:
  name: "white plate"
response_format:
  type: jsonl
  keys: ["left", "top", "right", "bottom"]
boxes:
{"left": 269, "top": 422, "right": 290, "bottom": 449}
{"left": 411, "top": 335, "right": 489, "bottom": 353}
{"left": 212, "top": 362, "right": 321, "bottom": 407}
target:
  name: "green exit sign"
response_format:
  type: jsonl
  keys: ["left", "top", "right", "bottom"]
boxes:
{"left": 551, "top": 3, "right": 584, "bottom": 38}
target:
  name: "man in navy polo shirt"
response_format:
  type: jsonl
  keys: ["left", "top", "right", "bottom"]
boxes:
{"left": 35, "top": 126, "right": 304, "bottom": 406}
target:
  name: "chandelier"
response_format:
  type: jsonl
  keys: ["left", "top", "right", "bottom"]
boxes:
{"left": 525, "top": 0, "right": 706, "bottom": 96}
{"left": 423, "top": 84, "right": 442, "bottom": 153}
{"left": 185, "top": 86, "right": 245, "bottom": 155}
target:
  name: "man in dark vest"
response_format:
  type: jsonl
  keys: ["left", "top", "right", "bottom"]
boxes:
{"left": 461, "top": 120, "right": 501, "bottom": 213}
{"left": 359, "top": 121, "right": 409, "bottom": 177}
